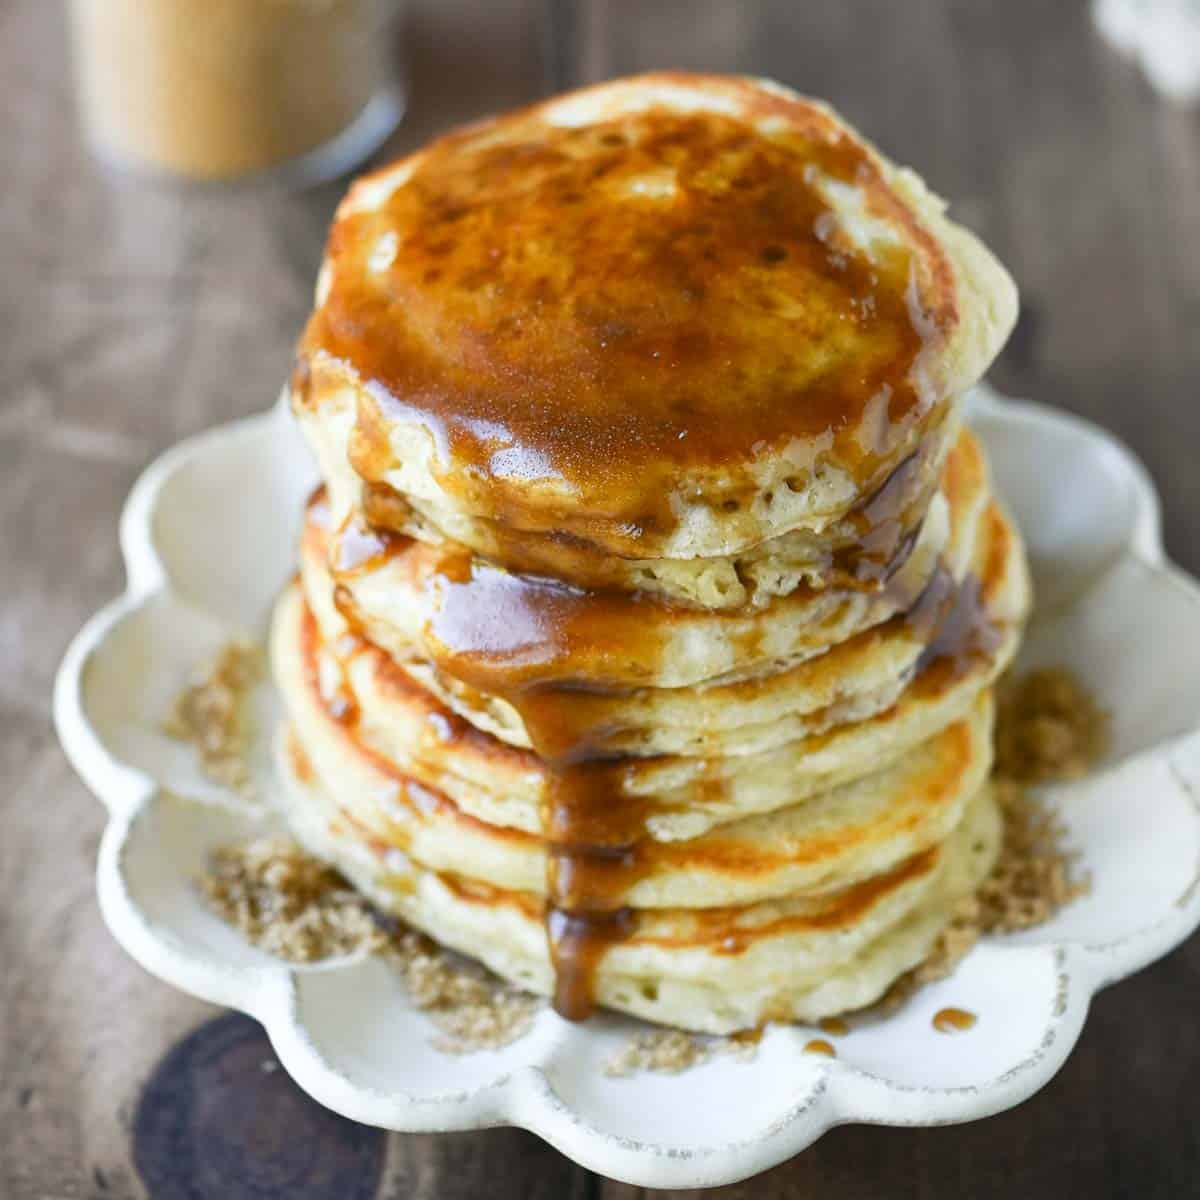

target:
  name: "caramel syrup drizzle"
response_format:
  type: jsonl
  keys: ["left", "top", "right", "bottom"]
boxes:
{"left": 299, "top": 105, "right": 955, "bottom": 551}
{"left": 315, "top": 482, "right": 1003, "bottom": 1024}
{"left": 932, "top": 1006, "right": 977, "bottom": 1033}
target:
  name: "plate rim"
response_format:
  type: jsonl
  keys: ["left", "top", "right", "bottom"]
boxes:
{"left": 52, "top": 386, "right": 1200, "bottom": 1189}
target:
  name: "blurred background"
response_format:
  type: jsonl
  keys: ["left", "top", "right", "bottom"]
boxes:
{"left": 3, "top": 1, "right": 1199, "bottom": 1197}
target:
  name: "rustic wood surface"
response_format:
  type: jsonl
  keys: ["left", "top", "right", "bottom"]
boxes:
{"left": 3, "top": 0, "right": 1199, "bottom": 1195}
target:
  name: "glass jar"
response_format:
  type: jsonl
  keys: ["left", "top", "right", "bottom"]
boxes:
{"left": 69, "top": 0, "right": 404, "bottom": 184}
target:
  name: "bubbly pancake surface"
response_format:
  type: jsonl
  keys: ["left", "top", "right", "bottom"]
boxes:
{"left": 307, "top": 428, "right": 992, "bottom": 694}
{"left": 297, "top": 73, "right": 1016, "bottom": 558}
{"left": 298, "top": 391, "right": 960, "bottom": 608}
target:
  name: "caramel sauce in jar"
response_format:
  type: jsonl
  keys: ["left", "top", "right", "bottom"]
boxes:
{"left": 70, "top": 0, "right": 401, "bottom": 181}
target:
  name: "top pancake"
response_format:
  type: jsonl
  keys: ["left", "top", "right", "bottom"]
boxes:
{"left": 295, "top": 394, "right": 958, "bottom": 609}
{"left": 295, "top": 72, "right": 1017, "bottom": 560}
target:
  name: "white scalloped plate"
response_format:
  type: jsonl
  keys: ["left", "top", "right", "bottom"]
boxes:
{"left": 54, "top": 385, "right": 1200, "bottom": 1190}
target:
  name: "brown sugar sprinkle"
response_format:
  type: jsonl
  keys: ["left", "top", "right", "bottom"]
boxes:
{"left": 604, "top": 1026, "right": 758, "bottom": 1078}
{"left": 387, "top": 928, "right": 541, "bottom": 1055}
{"left": 199, "top": 835, "right": 389, "bottom": 962}
{"left": 884, "top": 780, "right": 1093, "bottom": 1008}
{"left": 198, "top": 836, "right": 539, "bottom": 1052}
{"left": 995, "top": 666, "right": 1110, "bottom": 783}
{"left": 977, "top": 777, "right": 1092, "bottom": 929}
{"left": 163, "top": 639, "right": 262, "bottom": 795}
{"left": 885, "top": 667, "right": 1105, "bottom": 1008}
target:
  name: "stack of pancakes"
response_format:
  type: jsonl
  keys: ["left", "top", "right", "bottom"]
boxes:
{"left": 271, "top": 73, "right": 1028, "bottom": 1033}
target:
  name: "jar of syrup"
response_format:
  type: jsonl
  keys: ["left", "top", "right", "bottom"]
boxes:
{"left": 69, "top": 0, "right": 404, "bottom": 183}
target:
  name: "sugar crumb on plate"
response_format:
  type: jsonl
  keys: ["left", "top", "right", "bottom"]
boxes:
{"left": 604, "top": 1027, "right": 759, "bottom": 1078}
{"left": 885, "top": 666, "right": 1104, "bottom": 1006}
{"left": 199, "top": 834, "right": 388, "bottom": 961}
{"left": 995, "top": 666, "right": 1110, "bottom": 783}
{"left": 198, "top": 835, "right": 539, "bottom": 1052}
{"left": 386, "top": 928, "right": 542, "bottom": 1053}
{"left": 164, "top": 639, "right": 262, "bottom": 794}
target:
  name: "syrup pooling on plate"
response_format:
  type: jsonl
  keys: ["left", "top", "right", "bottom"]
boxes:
{"left": 299, "top": 102, "right": 956, "bottom": 546}
{"left": 932, "top": 1006, "right": 977, "bottom": 1033}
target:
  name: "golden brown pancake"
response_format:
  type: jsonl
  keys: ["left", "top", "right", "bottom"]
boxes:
{"left": 295, "top": 491, "right": 1027, "bottom": 762}
{"left": 294, "top": 390, "right": 960, "bottom": 609}
{"left": 303, "top": 428, "right": 994, "bottom": 694}
{"left": 271, "top": 73, "right": 1026, "bottom": 1026}
{"left": 294, "top": 72, "right": 1016, "bottom": 560}
{"left": 272, "top": 578, "right": 995, "bottom": 909}
{"left": 276, "top": 724, "right": 1003, "bottom": 1032}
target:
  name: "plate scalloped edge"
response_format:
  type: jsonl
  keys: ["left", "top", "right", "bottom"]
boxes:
{"left": 53, "top": 385, "right": 1200, "bottom": 1190}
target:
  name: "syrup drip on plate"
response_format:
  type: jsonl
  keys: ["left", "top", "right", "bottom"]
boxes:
{"left": 932, "top": 1006, "right": 977, "bottom": 1033}
{"left": 803, "top": 1038, "right": 837, "bottom": 1057}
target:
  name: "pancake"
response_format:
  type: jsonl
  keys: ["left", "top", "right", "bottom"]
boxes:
{"left": 297, "top": 489, "right": 1027, "bottom": 761}
{"left": 269, "top": 72, "right": 1027, "bottom": 1028}
{"left": 306, "top": 429, "right": 994, "bottom": 693}
{"left": 273, "top": 577, "right": 1015, "bottom": 843}
{"left": 277, "top": 728, "right": 1002, "bottom": 1033}
{"left": 295, "top": 393, "right": 960, "bottom": 609}
{"left": 311, "top": 489, "right": 950, "bottom": 691}
{"left": 273, "top": 488, "right": 1025, "bottom": 1016}
{"left": 272, "top": 580, "right": 994, "bottom": 908}
{"left": 293, "top": 72, "right": 1016, "bottom": 562}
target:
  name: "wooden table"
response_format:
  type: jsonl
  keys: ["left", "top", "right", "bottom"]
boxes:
{"left": 3, "top": 1, "right": 1198, "bottom": 1195}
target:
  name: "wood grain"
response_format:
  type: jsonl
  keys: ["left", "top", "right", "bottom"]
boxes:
{"left": 2, "top": 0, "right": 1198, "bottom": 1196}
